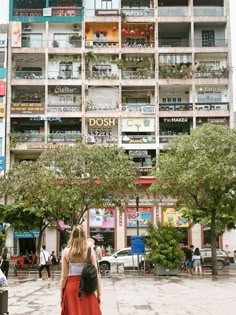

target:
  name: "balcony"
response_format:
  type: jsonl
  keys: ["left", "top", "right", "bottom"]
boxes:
{"left": 89, "top": 41, "right": 119, "bottom": 49}
{"left": 122, "top": 70, "right": 155, "bottom": 80}
{"left": 51, "top": 38, "right": 82, "bottom": 48}
{"left": 47, "top": 133, "right": 81, "bottom": 143}
{"left": 85, "top": 135, "right": 118, "bottom": 144}
{"left": 159, "top": 103, "right": 193, "bottom": 111}
{"left": 13, "top": 8, "right": 43, "bottom": 17}
{"left": 122, "top": 104, "right": 156, "bottom": 114}
{"left": 47, "top": 104, "right": 81, "bottom": 113}
{"left": 86, "top": 101, "right": 117, "bottom": 111}
{"left": 193, "top": 6, "right": 224, "bottom": 17}
{"left": 21, "top": 37, "right": 45, "bottom": 48}
{"left": 194, "top": 70, "right": 228, "bottom": 79}
{"left": 159, "top": 38, "right": 190, "bottom": 47}
{"left": 194, "top": 39, "right": 227, "bottom": 48}
{"left": 158, "top": 7, "right": 189, "bottom": 17}
{"left": 122, "top": 41, "right": 155, "bottom": 48}
{"left": 121, "top": 8, "right": 154, "bottom": 17}
{"left": 195, "top": 102, "right": 229, "bottom": 111}
{"left": 122, "top": 134, "right": 155, "bottom": 144}
{"left": 86, "top": 71, "right": 119, "bottom": 80}
{"left": 48, "top": 71, "right": 81, "bottom": 80}
{"left": 10, "top": 133, "right": 44, "bottom": 143}
{"left": 12, "top": 71, "right": 44, "bottom": 80}
{"left": 159, "top": 64, "right": 192, "bottom": 79}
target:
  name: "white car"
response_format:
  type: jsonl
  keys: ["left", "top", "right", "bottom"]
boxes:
{"left": 99, "top": 247, "right": 152, "bottom": 273}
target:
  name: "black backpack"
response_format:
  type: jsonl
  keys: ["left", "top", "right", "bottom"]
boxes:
{"left": 78, "top": 247, "right": 98, "bottom": 300}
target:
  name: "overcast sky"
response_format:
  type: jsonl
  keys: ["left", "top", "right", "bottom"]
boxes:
{"left": 0, "top": 0, "right": 235, "bottom": 106}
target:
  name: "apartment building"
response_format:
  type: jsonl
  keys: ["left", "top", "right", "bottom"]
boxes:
{"left": 6, "top": 0, "right": 235, "bottom": 255}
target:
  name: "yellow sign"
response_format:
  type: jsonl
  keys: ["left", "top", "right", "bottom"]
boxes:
{"left": 162, "top": 207, "right": 189, "bottom": 228}
{"left": 0, "top": 104, "right": 5, "bottom": 117}
{"left": 89, "top": 118, "right": 115, "bottom": 127}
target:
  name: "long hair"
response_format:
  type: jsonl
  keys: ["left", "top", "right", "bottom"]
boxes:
{"left": 194, "top": 247, "right": 200, "bottom": 256}
{"left": 68, "top": 226, "right": 87, "bottom": 257}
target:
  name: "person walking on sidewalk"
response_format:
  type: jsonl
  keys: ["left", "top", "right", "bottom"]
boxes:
{"left": 185, "top": 245, "right": 194, "bottom": 276}
{"left": 0, "top": 247, "right": 10, "bottom": 279}
{"left": 38, "top": 245, "right": 51, "bottom": 280}
{"left": 192, "top": 247, "right": 203, "bottom": 276}
{"left": 60, "top": 225, "right": 102, "bottom": 315}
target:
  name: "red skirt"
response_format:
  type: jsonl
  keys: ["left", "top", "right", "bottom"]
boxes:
{"left": 61, "top": 276, "right": 102, "bottom": 315}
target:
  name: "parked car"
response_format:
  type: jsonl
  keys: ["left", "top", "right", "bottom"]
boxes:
{"left": 98, "top": 247, "right": 152, "bottom": 273}
{"left": 200, "top": 248, "right": 230, "bottom": 270}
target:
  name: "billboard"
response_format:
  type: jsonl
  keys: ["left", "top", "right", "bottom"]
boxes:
{"left": 162, "top": 207, "right": 189, "bottom": 228}
{"left": 89, "top": 208, "right": 115, "bottom": 228}
{"left": 126, "top": 207, "right": 152, "bottom": 227}
{"left": 11, "top": 22, "right": 22, "bottom": 48}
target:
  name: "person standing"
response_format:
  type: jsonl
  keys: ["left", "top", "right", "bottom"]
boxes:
{"left": 0, "top": 247, "right": 10, "bottom": 279}
{"left": 38, "top": 245, "right": 51, "bottom": 280}
{"left": 192, "top": 247, "right": 203, "bottom": 276}
{"left": 50, "top": 251, "right": 57, "bottom": 266}
{"left": 185, "top": 245, "right": 194, "bottom": 276}
{"left": 60, "top": 225, "right": 102, "bottom": 315}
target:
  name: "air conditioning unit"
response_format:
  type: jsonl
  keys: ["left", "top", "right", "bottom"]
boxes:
{"left": 85, "top": 135, "right": 95, "bottom": 143}
{"left": 23, "top": 23, "right": 32, "bottom": 31}
{"left": 122, "top": 106, "right": 127, "bottom": 111}
{"left": 85, "top": 41, "right": 93, "bottom": 48}
{"left": 73, "top": 24, "right": 80, "bottom": 31}
{"left": 141, "top": 106, "right": 155, "bottom": 114}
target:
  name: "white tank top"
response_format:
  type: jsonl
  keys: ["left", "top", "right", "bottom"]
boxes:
{"left": 69, "top": 262, "right": 85, "bottom": 276}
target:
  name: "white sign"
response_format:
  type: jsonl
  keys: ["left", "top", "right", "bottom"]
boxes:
{"left": 43, "top": 8, "right": 52, "bottom": 16}
{"left": 122, "top": 118, "right": 155, "bottom": 132}
{"left": 163, "top": 118, "right": 189, "bottom": 123}
{"left": 0, "top": 34, "right": 7, "bottom": 48}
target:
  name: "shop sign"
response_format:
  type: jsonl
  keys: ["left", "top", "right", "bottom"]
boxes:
{"left": 30, "top": 116, "right": 62, "bottom": 122}
{"left": 129, "top": 150, "right": 148, "bottom": 158}
{"left": 89, "top": 208, "right": 115, "bottom": 228}
{"left": 27, "top": 143, "right": 66, "bottom": 150}
{"left": 89, "top": 118, "right": 116, "bottom": 127}
{"left": 126, "top": 207, "right": 152, "bottom": 227}
{"left": 95, "top": 9, "right": 119, "bottom": 16}
{"left": 52, "top": 86, "right": 80, "bottom": 95}
{"left": 208, "top": 118, "right": 226, "bottom": 125}
{"left": 0, "top": 104, "right": 5, "bottom": 117}
{"left": 162, "top": 207, "right": 189, "bottom": 228}
{"left": 163, "top": 118, "right": 188, "bottom": 123}
{"left": 0, "top": 34, "right": 7, "bottom": 47}
{"left": 14, "top": 230, "right": 40, "bottom": 239}
{"left": 0, "top": 156, "right": 5, "bottom": 171}
{"left": 122, "top": 118, "right": 155, "bottom": 132}
{"left": 0, "top": 82, "right": 6, "bottom": 96}
{"left": 198, "top": 87, "right": 223, "bottom": 92}
{"left": 11, "top": 22, "right": 22, "bottom": 48}
{"left": 11, "top": 103, "right": 44, "bottom": 114}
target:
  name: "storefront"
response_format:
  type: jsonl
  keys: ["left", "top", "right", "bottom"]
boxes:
{"left": 13, "top": 230, "right": 40, "bottom": 255}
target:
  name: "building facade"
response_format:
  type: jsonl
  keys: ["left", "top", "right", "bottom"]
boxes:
{"left": 6, "top": 0, "right": 236, "bottom": 255}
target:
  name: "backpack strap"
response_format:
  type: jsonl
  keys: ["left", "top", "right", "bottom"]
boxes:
{"left": 86, "top": 246, "right": 92, "bottom": 263}
{"left": 78, "top": 247, "right": 92, "bottom": 300}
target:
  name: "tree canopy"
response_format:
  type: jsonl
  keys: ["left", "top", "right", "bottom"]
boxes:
{"left": 150, "top": 124, "right": 236, "bottom": 275}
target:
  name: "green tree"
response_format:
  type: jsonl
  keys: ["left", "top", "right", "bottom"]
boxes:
{"left": 38, "top": 142, "right": 137, "bottom": 226}
{"left": 150, "top": 124, "right": 236, "bottom": 275}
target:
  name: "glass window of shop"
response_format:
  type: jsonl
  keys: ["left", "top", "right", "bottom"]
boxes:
{"left": 203, "top": 226, "right": 219, "bottom": 248}
{"left": 89, "top": 208, "right": 115, "bottom": 255}
{"left": 160, "top": 117, "right": 192, "bottom": 136}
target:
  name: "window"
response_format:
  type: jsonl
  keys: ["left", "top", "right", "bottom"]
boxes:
{"left": 162, "top": 97, "right": 182, "bottom": 103}
{"left": 92, "top": 65, "right": 111, "bottom": 75}
{"left": 159, "top": 54, "right": 192, "bottom": 64}
{"left": 0, "top": 52, "right": 5, "bottom": 68}
{"left": 22, "top": 33, "right": 43, "bottom": 48}
{"left": 59, "top": 62, "right": 73, "bottom": 79}
{"left": 116, "top": 249, "right": 131, "bottom": 256}
{"left": 202, "top": 30, "right": 215, "bottom": 47}
{"left": 197, "top": 91, "right": 222, "bottom": 103}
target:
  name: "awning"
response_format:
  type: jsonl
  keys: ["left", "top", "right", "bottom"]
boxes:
{"left": 14, "top": 230, "right": 40, "bottom": 239}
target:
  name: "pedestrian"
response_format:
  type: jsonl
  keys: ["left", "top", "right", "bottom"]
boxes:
{"left": 38, "top": 245, "right": 51, "bottom": 280}
{"left": 185, "top": 244, "right": 194, "bottom": 276}
{"left": 0, "top": 247, "right": 10, "bottom": 279}
{"left": 60, "top": 225, "right": 102, "bottom": 315}
{"left": 50, "top": 250, "right": 57, "bottom": 266}
{"left": 192, "top": 247, "right": 203, "bottom": 276}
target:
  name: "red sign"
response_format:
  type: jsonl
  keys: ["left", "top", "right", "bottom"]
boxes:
{"left": 0, "top": 82, "right": 6, "bottom": 96}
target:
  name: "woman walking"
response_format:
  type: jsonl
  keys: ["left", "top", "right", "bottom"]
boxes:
{"left": 60, "top": 225, "right": 102, "bottom": 315}
{"left": 192, "top": 247, "right": 203, "bottom": 276}
{"left": 0, "top": 247, "right": 10, "bottom": 279}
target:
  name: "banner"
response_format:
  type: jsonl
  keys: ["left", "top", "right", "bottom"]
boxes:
{"left": 0, "top": 104, "right": 4, "bottom": 117}
{"left": 11, "top": 22, "right": 22, "bottom": 48}
{"left": 162, "top": 207, "right": 189, "bottom": 228}
{"left": 126, "top": 207, "right": 152, "bottom": 227}
{"left": 0, "top": 82, "right": 6, "bottom": 96}
{"left": 89, "top": 208, "right": 115, "bottom": 228}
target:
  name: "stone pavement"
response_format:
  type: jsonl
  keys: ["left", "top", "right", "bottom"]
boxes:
{"left": 4, "top": 274, "right": 236, "bottom": 315}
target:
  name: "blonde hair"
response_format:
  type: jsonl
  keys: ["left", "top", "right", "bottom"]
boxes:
{"left": 68, "top": 225, "right": 87, "bottom": 257}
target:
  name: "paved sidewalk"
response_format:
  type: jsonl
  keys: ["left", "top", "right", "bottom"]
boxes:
{"left": 5, "top": 275, "right": 236, "bottom": 315}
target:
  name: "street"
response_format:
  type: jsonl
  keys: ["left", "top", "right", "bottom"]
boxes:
{"left": 4, "top": 273, "right": 236, "bottom": 315}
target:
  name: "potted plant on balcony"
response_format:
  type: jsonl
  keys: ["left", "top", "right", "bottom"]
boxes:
{"left": 69, "top": 34, "right": 81, "bottom": 47}
{"left": 146, "top": 221, "right": 184, "bottom": 276}
{"left": 115, "top": 58, "right": 124, "bottom": 69}
{"left": 52, "top": 40, "right": 59, "bottom": 48}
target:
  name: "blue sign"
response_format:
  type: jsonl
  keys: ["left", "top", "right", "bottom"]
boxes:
{"left": 0, "top": 156, "right": 4, "bottom": 171}
{"left": 14, "top": 230, "right": 40, "bottom": 239}
{"left": 131, "top": 236, "right": 145, "bottom": 255}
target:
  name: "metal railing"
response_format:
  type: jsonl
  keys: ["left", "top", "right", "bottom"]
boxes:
{"left": 13, "top": 8, "right": 43, "bottom": 16}
{"left": 47, "top": 133, "right": 81, "bottom": 142}
{"left": 195, "top": 102, "right": 229, "bottom": 111}
{"left": 50, "top": 39, "right": 82, "bottom": 48}
{"left": 85, "top": 135, "right": 118, "bottom": 144}
{"left": 159, "top": 38, "right": 190, "bottom": 47}
{"left": 91, "top": 41, "right": 119, "bottom": 48}
{"left": 121, "top": 8, "right": 154, "bottom": 17}
{"left": 122, "top": 41, "right": 155, "bottom": 48}
{"left": 13, "top": 7, "right": 83, "bottom": 17}
{"left": 194, "top": 39, "right": 227, "bottom": 47}
{"left": 159, "top": 103, "right": 193, "bottom": 111}
{"left": 193, "top": 6, "right": 224, "bottom": 17}
{"left": 194, "top": 70, "right": 228, "bottom": 79}
{"left": 86, "top": 102, "right": 117, "bottom": 111}
{"left": 10, "top": 133, "right": 44, "bottom": 142}
{"left": 48, "top": 71, "right": 81, "bottom": 80}
{"left": 86, "top": 71, "right": 119, "bottom": 80}
{"left": 12, "top": 71, "right": 44, "bottom": 79}
{"left": 122, "top": 103, "right": 155, "bottom": 113}
{"left": 22, "top": 38, "right": 45, "bottom": 48}
{"left": 158, "top": 7, "right": 189, "bottom": 17}
{"left": 122, "top": 70, "right": 155, "bottom": 79}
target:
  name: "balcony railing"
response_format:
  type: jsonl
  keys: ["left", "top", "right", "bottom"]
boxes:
{"left": 48, "top": 71, "right": 81, "bottom": 80}
{"left": 51, "top": 39, "right": 82, "bottom": 48}
{"left": 13, "top": 9, "right": 43, "bottom": 16}
{"left": 50, "top": 7, "right": 83, "bottom": 17}
{"left": 158, "top": 7, "right": 189, "bottom": 17}
{"left": 194, "top": 70, "right": 228, "bottom": 79}
{"left": 10, "top": 133, "right": 44, "bottom": 142}
{"left": 193, "top": 6, "right": 224, "bottom": 17}
{"left": 196, "top": 102, "right": 229, "bottom": 111}
{"left": 122, "top": 103, "right": 155, "bottom": 114}
{"left": 122, "top": 70, "right": 155, "bottom": 79}
{"left": 122, "top": 41, "right": 155, "bottom": 48}
{"left": 159, "top": 103, "right": 193, "bottom": 111}
{"left": 121, "top": 8, "right": 154, "bottom": 17}
{"left": 85, "top": 135, "right": 118, "bottom": 144}
{"left": 47, "top": 105, "right": 82, "bottom": 113}
{"left": 22, "top": 38, "right": 45, "bottom": 48}
{"left": 159, "top": 38, "right": 190, "bottom": 47}
{"left": 12, "top": 71, "right": 44, "bottom": 79}
{"left": 122, "top": 134, "right": 155, "bottom": 144}
{"left": 47, "top": 133, "right": 81, "bottom": 142}
{"left": 86, "top": 101, "right": 117, "bottom": 111}
{"left": 91, "top": 41, "right": 119, "bottom": 48}
{"left": 86, "top": 71, "right": 119, "bottom": 80}
{"left": 194, "top": 39, "right": 227, "bottom": 47}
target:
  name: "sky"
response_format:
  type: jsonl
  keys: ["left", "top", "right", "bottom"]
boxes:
{"left": 0, "top": 0, "right": 235, "bottom": 105}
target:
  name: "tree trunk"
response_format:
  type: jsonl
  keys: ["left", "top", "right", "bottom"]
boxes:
{"left": 210, "top": 209, "right": 218, "bottom": 275}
